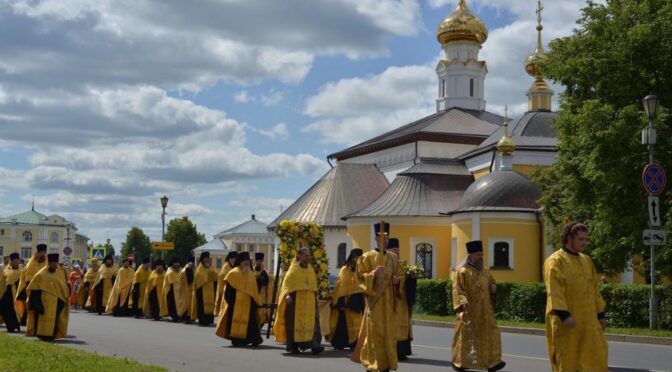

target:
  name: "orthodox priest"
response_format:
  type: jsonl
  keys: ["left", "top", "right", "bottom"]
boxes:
{"left": 106, "top": 258, "right": 134, "bottom": 316}
{"left": 353, "top": 222, "right": 402, "bottom": 372}
{"left": 93, "top": 255, "right": 117, "bottom": 315}
{"left": 144, "top": 259, "right": 167, "bottom": 320}
{"left": 544, "top": 222, "right": 608, "bottom": 372}
{"left": 215, "top": 252, "right": 263, "bottom": 346}
{"left": 15, "top": 243, "right": 47, "bottom": 325}
{"left": 26, "top": 253, "right": 70, "bottom": 341}
{"left": 386, "top": 238, "right": 417, "bottom": 361}
{"left": 164, "top": 257, "right": 183, "bottom": 322}
{"left": 180, "top": 256, "right": 196, "bottom": 323}
{"left": 254, "top": 252, "right": 273, "bottom": 327}
{"left": 78, "top": 259, "right": 99, "bottom": 311}
{"left": 452, "top": 240, "right": 505, "bottom": 372}
{"left": 328, "top": 248, "right": 364, "bottom": 350}
{"left": 273, "top": 248, "right": 324, "bottom": 355}
{"left": 0, "top": 253, "right": 22, "bottom": 332}
{"left": 190, "top": 251, "right": 218, "bottom": 326}
{"left": 130, "top": 258, "right": 151, "bottom": 318}
{"left": 216, "top": 251, "right": 238, "bottom": 315}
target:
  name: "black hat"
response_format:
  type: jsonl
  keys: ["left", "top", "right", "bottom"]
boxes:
{"left": 225, "top": 251, "right": 238, "bottom": 261}
{"left": 188, "top": 255, "right": 196, "bottom": 263}
{"left": 9, "top": 252, "right": 20, "bottom": 260}
{"left": 254, "top": 252, "right": 264, "bottom": 261}
{"left": 47, "top": 253, "right": 59, "bottom": 263}
{"left": 374, "top": 222, "right": 390, "bottom": 236}
{"left": 169, "top": 256, "right": 181, "bottom": 266}
{"left": 36, "top": 244, "right": 48, "bottom": 252}
{"left": 122, "top": 258, "right": 130, "bottom": 264}
{"left": 103, "top": 255, "right": 113, "bottom": 262}
{"left": 234, "top": 252, "right": 251, "bottom": 267}
{"left": 196, "top": 253, "right": 206, "bottom": 262}
{"left": 386, "top": 238, "right": 400, "bottom": 249}
{"left": 466, "top": 240, "right": 483, "bottom": 254}
{"left": 345, "top": 249, "right": 363, "bottom": 265}
{"left": 142, "top": 257, "right": 151, "bottom": 264}
{"left": 153, "top": 259, "right": 165, "bottom": 268}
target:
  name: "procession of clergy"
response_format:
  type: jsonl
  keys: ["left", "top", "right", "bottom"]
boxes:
{"left": 0, "top": 220, "right": 608, "bottom": 372}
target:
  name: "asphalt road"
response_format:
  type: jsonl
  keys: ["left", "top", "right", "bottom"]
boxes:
{"left": 5, "top": 310, "right": 672, "bottom": 372}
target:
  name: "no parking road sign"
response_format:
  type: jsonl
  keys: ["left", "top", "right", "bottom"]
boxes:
{"left": 642, "top": 163, "right": 666, "bottom": 196}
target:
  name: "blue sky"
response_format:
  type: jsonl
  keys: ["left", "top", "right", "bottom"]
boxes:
{"left": 0, "top": 0, "right": 588, "bottom": 247}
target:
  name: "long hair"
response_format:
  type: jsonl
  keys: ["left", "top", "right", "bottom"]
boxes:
{"left": 561, "top": 221, "right": 588, "bottom": 246}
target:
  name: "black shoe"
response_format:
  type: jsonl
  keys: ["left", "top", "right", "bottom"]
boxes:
{"left": 398, "top": 355, "right": 408, "bottom": 361}
{"left": 289, "top": 346, "right": 300, "bottom": 354}
{"left": 311, "top": 346, "right": 324, "bottom": 355}
{"left": 488, "top": 361, "right": 506, "bottom": 372}
{"left": 451, "top": 362, "right": 466, "bottom": 372}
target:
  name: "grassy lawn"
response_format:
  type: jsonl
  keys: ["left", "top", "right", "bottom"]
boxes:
{"left": 0, "top": 332, "right": 166, "bottom": 372}
{"left": 413, "top": 314, "right": 672, "bottom": 338}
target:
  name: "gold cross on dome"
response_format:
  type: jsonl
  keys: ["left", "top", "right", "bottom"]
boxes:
{"left": 536, "top": 1, "right": 544, "bottom": 28}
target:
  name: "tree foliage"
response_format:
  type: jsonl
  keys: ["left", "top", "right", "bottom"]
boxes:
{"left": 120, "top": 227, "right": 152, "bottom": 261}
{"left": 164, "top": 216, "right": 207, "bottom": 264}
{"left": 536, "top": 0, "right": 672, "bottom": 276}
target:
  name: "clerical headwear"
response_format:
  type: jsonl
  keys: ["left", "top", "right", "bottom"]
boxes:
{"left": 225, "top": 251, "right": 238, "bottom": 261}
{"left": 9, "top": 252, "right": 20, "bottom": 260}
{"left": 47, "top": 253, "right": 59, "bottom": 263}
{"left": 169, "top": 256, "right": 181, "bottom": 266}
{"left": 466, "top": 240, "right": 483, "bottom": 254}
{"left": 142, "top": 257, "right": 151, "bottom": 264}
{"left": 36, "top": 244, "right": 48, "bottom": 252}
{"left": 153, "top": 259, "right": 165, "bottom": 268}
{"left": 103, "top": 255, "right": 113, "bottom": 263}
{"left": 122, "top": 258, "right": 130, "bottom": 264}
{"left": 255, "top": 252, "right": 264, "bottom": 261}
{"left": 387, "top": 238, "right": 400, "bottom": 250}
{"left": 197, "top": 252, "right": 206, "bottom": 262}
{"left": 235, "top": 252, "right": 251, "bottom": 267}
{"left": 345, "top": 248, "right": 363, "bottom": 265}
{"left": 374, "top": 222, "right": 391, "bottom": 236}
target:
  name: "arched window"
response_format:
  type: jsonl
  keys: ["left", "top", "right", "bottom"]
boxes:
{"left": 469, "top": 78, "right": 475, "bottom": 97}
{"left": 415, "top": 243, "right": 433, "bottom": 278}
{"left": 22, "top": 231, "right": 32, "bottom": 242}
{"left": 337, "top": 243, "right": 347, "bottom": 267}
{"left": 50, "top": 232, "right": 59, "bottom": 243}
{"left": 493, "top": 242, "right": 510, "bottom": 268}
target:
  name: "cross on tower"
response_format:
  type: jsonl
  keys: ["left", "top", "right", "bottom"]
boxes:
{"left": 536, "top": 1, "right": 544, "bottom": 28}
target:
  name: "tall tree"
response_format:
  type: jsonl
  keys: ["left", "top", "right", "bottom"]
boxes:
{"left": 164, "top": 216, "right": 207, "bottom": 264}
{"left": 121, "top": 227, "right": 152, "bottom": 261}
{"left": 537, "top": 0, "right": 672, "bottom": 277}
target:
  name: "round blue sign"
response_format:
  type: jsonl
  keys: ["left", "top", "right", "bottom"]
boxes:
{"left": 63, "top": 246, "right": 73, "bottom": 256}
{"left": 643, "top": 163, "right": 666, "bottom": 196}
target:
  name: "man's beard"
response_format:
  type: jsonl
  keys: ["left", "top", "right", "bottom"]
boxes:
{"left": 241, "top": 266, "right": 251, "bottom": 273}
{"left": 469, "top": 258, "right": 484, "bottom": 270}
{"left": 255, "top": 265, "right": 261, "bottom": 272}
{"left": 38, "top": 257, "right": 45, "bottom": 263}
{"left": 48, "top": 268, "right": 56, "bottom": 273}
{"left": 299, "top": 262, "right": 309, "bottom": 268}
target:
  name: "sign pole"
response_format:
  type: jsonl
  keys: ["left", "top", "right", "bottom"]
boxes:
{"left": 643, "top": 114, "right": 659, "bottom": 329}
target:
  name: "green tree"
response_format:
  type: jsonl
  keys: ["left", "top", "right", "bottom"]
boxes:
{"left": 164, "top": 216, "right": 207, "bottom": 264}
{"left": 536, "top": 0, "right": 672, "bottom": 277}
{"left": 120, "top": 227, "right": 152, "bottom": 261}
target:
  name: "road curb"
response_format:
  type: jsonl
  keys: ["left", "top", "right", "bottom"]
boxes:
{"left": 412, "top": 320, "right": 672, "bottom": 346}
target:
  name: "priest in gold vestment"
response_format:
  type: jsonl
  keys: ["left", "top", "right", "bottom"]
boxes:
{"left": 216, "top": 251, "right": 238, "bottom": 315}
{"left": 106, "top": 258, "right": 134, "bottom": 316}
{"left": 544, "top": 222, "right": 608, "bottom": 372}
{"left": 15, "top": 244, "right": 47, "bottom": 325}
{"left": 78, "top": 259, "right": 99, "bottom": 311}
{"left": 144, "top": 260, "right": 167, "bottom": 320}
{"left": 215, "top": 252, "right": 263, "bottom": 346}
{"left": 180, "top": 256, "right": 196, "bottom": 322}
{"left": 452, "top": 240, "right": 505, "bottom": 372}
{"left": 130, "top": 258, "right": 151, "bottom": 318}
{"left": 93, "top": 255, "right": 117, "bottom": 315}
{"left": 26, "top": 254, "right": 69, "bottom": 341}
{"left": 273, "top": 248, "right": 324, "bottom": 355}
{"left": 164, "top": 257, "right": 183, "bottom": 322}
{"left": 190, "top": 251, "right": 218, "bottom": 326}
{"left": 386, "top": 238, "right": 417, "bottom": 361}
{"left": 254, "top": 252, "right": 273, "bottom": 327}
{"left": 0, "top": 253, "right": 22, "bottom": 332}
{"left": 328, "top": 248, "right": 364, "bottom": 350}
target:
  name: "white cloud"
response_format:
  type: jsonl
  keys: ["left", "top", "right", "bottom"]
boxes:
{"left": 261, "top": 91, "right": 286, "bottom": 107}
{"left": 233, "top": 90, "right": 253, "bottom": 103}
{"left": 227, "top": 196, "right": 296, "bottom": 224}
{"left": 253, "top": 123, "right": 290, "bottom": 140}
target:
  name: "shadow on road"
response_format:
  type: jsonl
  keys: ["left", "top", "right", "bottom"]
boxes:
{"left": 400, "top": 357, "right": 452, "bottom": 368}
{"left": 56, "top": 339, "right": 87, "bottom": 345}
{"left": 609, "top": 368, "right": 654, "bottom": 372}
{"left": 281, "top": 350, "right": 353, "bottom": 359}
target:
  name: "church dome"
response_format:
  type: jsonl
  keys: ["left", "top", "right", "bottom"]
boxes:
{"left": 457, "top": 170, "right": 541, "bottom": 211}
{"left": 436, "top": 0, "right": 488, "bottom": 46}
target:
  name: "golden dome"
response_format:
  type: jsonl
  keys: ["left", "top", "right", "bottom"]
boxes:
{"left": 525, "top": 2, "right": 547, "bottom": 77}
{"left": 436, "top": 0, "right": 488, "bottom": 45}
{"left": 497, "top": 109, "right": 516, "bottom": 156}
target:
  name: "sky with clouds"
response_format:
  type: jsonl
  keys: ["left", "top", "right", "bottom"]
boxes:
{"left": 0, "top": 0, "right": 590, "bottom": 248}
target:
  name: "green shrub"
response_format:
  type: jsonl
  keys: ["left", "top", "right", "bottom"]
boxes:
{"left": 415, "top": 279, "right": 450, "bottom": 315}
{"left": 506, "top": 283, "right": 547, "bottom": 323}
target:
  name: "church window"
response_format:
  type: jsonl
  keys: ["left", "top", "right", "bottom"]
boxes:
{"left": 21, "top": 247, "right": 31, "bottom": 259}
{"left": 337, "top": 243, "right": 347, "bottom": 267}
{"left": 216, "top": 257, "right": 222, "bottom": 269}
{"left": 22, "top": 231, "right": 32, "bottom": 242}
{"left": 415, "top": 243, "right": 433, "bottom": 278}
{"left": 50, "top": 232, "right": 59, "bottom": 243}
{"left": 0, "top": 246, "right": 3, "bottom": 256}
{"left": 441, "top": 79, "right": 446, "bottom": 97}
{"left": 470, "top": 78, "right": 475, "bottom": 97}
{"left": 493, "top": 242, "right": 510, "bottom": 268}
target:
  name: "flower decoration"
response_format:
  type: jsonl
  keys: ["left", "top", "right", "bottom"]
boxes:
{"left": 402, "top": 261, "right": 425, "bottom": 278}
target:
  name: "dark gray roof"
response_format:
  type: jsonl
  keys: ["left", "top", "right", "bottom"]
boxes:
{"left": 449, "top": 170, "right": 541, "bottom": 213}
{"left": 460, "top": 110, "right": 558, "bottom": 159}
{"left": 346, "top": 172, "right": 473, "bottom": 218}
{"left": 214, "top": 215, "right": 270, "bottom": 237}
{"left": 329, "top": 108, "right": 502, "bottom": 161}
{"left": 399, "top": 159, "right": 471, "bottom": 176}
{"left": 269, "top": 163, "right": 389, "bottom": 228}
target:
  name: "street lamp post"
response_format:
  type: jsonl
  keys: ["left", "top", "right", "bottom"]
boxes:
{"left": 160, "top": 195, "right": 169, "bottom": 260}
{"left": 642, "top": 93, "right": 659, "bottom": 329}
